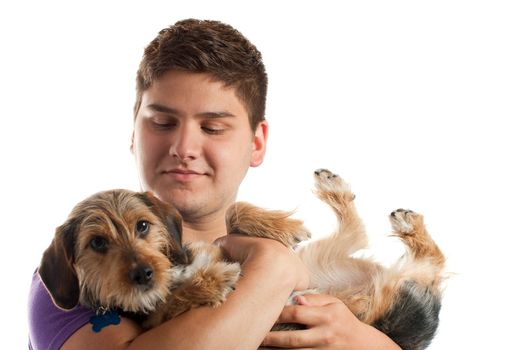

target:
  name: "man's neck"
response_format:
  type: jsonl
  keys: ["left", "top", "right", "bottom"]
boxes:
{"left": 181, "top": 215, "right": 228, "bottom": 244}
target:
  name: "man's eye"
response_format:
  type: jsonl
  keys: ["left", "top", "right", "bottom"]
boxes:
{"left": 150, "top": 117, "right": 177, "bottom": 129}
{"left": 153, "top": 121, "right": 175, "bottom": 129}
{"left": 202, "top": 126, "right": 225, "bottom": 135}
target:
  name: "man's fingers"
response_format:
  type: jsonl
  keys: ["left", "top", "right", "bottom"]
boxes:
{"left": 262, "top": 294, "right": 363, "bottom": 349}
{"left": 261, "top": 329, "right": 317, "bottom": 349}
{"left": 276, "top": 294, "right": 342, "bottom": 326}
{"left": 276, "top": 305, "right": 312, "bottom": 326}
{"left": 294, "top": 293, "right": 341, "bottom": 307}
{"left": 276, "top": 304, "right": 334, "bottom": 328}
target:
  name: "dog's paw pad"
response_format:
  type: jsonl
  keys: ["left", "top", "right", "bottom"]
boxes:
{"left": 314, "top": 168, "right": 338, "bottom": 179}
{"left": 389, "top": 208, "right": 420, "bottom": 234}
{"left": 314, "top": 169, "right": 352, "bottom": 195}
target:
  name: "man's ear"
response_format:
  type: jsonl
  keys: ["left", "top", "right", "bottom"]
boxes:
{"left": 130, "top": 130, "right": 135, "bottom": 154}
{"left": 38, "top": 219, "right": 80, "bottom": 310}
{"left": 250, "top": 120, "right": 268, "bottom": 167}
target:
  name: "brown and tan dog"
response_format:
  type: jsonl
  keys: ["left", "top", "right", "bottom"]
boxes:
{"left": 39, "top": 169, "right": 445, "bottom": 350}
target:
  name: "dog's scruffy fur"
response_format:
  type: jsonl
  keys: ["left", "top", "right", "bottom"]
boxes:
{"left": 40, "top": 169, "right": 445, "bottom": 350}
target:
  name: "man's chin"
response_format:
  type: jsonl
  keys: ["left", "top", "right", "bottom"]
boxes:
{"left": 161, "top": 192, "right": 207, "bottom": 218}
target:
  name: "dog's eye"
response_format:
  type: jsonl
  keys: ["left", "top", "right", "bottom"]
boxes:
{"left": 136, "top": 220, "right": 150, "bottom": 237}
{"left": 89, "top": 236, "right": 108, "bottom": 253}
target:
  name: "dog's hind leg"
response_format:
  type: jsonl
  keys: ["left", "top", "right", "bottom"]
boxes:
{"left": 389, "top": 209, "right": 445, "bottom": 269}
{"left": 365, "top": 209, "right": 445, "bottom": 349}
{"left": 296, "top": 169, "right": 371, "bottom": 290}
{"left": 306, "top": 169, "right": 368, "bottom": 255}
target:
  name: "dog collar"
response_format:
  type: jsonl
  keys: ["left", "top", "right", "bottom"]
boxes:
{"left": 89, "top": 308, "right": 121, "bottom": 333}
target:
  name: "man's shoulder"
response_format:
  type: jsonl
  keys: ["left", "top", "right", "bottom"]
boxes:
{"left": 28, "top": 270, "right": 94, "bottom": 350}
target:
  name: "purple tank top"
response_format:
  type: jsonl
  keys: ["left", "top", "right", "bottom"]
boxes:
{"left": 28, "top": 271, "right": 94, "bottom": 349}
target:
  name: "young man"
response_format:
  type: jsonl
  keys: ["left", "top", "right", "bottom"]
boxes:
{"left": 28, "top": 19, "right": 401, "bottom": 349}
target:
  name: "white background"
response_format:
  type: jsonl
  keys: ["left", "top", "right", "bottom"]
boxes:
{"left": 1, "top": 0, "right": 524, "bottom": 348}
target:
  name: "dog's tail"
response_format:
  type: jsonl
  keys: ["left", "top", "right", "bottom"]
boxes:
{"left": 372, "top": 280, "right": 441, "bottom": 350}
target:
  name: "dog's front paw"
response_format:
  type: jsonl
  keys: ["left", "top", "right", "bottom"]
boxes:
{"left": 177, "top": 260, "right": 241, "bottom": 308}
{"left": 226, "top": 202, "right": 311, "bottom": 247}
{"left": 389, "top": 209, "right": 422, "bottom": 234}
{"left": 213, "top": 261, "right": 241, "bottom": 304}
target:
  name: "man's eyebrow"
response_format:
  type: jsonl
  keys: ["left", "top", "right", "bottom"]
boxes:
{"left": 146, "top": 103, "right": 180, "bottom": 115}
{"left": 146, "top": 103, "right": 237, "bottom": 118}
{"left": 197, "top": 111, "right": 237, "bottom": 119}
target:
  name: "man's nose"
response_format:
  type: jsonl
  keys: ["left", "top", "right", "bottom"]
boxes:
{"left": 169, "top": 123, "right": 201, "bottom": 161}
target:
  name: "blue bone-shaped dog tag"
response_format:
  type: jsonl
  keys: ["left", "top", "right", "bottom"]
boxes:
{"left": 89, "top": 309, "right": 121, "bottom": 333}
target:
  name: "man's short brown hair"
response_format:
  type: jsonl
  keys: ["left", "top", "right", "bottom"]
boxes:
{"left": 135, "top": 19, "right": 268, "bottom": 131}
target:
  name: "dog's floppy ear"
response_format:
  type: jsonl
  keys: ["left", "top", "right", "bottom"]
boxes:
{"left": 137, "top": 192, "right": 187, "bottom": 263}
{"left": 38, "top": 218, "right": 80, "bottom": 310}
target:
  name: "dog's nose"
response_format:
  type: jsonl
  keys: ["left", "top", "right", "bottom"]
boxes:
{"left": 129, "top": 264, "right": 154, "bottom": 285}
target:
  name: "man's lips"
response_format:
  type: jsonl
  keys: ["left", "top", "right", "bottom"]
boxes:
{"left": 162, "top": 169, "right": 206, "bottom": 181}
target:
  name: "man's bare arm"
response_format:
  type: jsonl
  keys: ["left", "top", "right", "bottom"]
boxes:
{"left": 63, "top": 236, "right": 308, "bottom": 350}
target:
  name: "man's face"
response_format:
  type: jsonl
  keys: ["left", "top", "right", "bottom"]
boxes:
{"left": 132, "top": 70, "right": 267, "bottom": 222}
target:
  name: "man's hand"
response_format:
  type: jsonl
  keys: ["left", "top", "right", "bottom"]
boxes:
{"left": 216, "top": 234, "right": 310, "bottom": 291}
{"left": 260, "top": 294, "right": 401, "bottom": 349}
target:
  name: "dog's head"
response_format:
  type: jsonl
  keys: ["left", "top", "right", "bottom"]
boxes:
{"left": 39, "top": 190, "right": 188, "bottom": 313}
